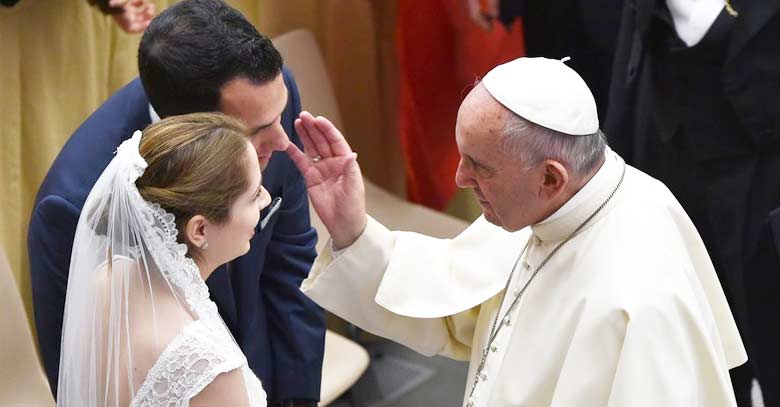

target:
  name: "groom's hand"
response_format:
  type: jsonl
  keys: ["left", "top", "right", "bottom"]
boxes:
{"left": 286, "top": 112, "right": 367, "bottom": 250}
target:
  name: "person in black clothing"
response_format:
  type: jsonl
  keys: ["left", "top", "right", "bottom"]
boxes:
{"left": 606, "top": 1, "right": 780, "bottom": 404}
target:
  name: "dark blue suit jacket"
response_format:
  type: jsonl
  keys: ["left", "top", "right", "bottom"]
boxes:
{"left": 27, "top": 68, "right": 325, "bottom": 402}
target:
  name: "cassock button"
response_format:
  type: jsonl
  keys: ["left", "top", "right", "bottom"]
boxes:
{"left": 532, "top": 236, "right": 542, "bottom": 246}
{"left": 503, "top": 316, "right": 512, "bottom": 326}
{"left": 522, "top": 261, "right": 531, "bottom": 270}
{"left": 480, "top": 371, "right": 489, "bottom": 381}
{"left": 490, "top": 344, "right": 498, "bottom": 353}
{"left": 467, "top": 396, "right": 476, "bottom": 407}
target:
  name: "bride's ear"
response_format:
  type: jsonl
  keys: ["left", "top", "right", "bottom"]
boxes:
{"left": 185, "top": 215, "right": 208, "bottom": 249}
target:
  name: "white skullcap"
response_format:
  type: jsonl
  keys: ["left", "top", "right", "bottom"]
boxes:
{"left": 482, "top": 57, "right": 599, "bottom": 135}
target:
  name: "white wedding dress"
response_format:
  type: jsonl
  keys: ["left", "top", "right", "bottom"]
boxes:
{"left": 125, "top": 205, "right": 267, "bottom": 407}
{"left": 58, "top": 131, "right": 267, "bottom": 406}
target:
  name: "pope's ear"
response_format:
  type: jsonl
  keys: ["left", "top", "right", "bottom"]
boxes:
{"left": 540, "top": 160, "right": 569, "bottom": 198}
{"left": 185, "top": 215, "right": 208, "bottom": 249}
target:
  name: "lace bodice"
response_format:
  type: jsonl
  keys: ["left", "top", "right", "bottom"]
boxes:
{"left": 130, "top": 319, "right": 266, "bottom": 406}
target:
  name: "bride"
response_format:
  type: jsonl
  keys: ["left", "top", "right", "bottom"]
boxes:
{"left": 57, "top": 113, "right": 272, "bottom": 406}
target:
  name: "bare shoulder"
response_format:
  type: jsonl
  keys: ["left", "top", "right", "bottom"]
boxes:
{"left": 190, "top": 367, "right": 251, "bottom": 407}
{"left": 103, "top": 255, "right": 195, "bottom": 341}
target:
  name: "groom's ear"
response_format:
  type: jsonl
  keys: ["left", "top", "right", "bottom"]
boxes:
{"left": 185, "top": 215, "right": 208, "bottom": 249}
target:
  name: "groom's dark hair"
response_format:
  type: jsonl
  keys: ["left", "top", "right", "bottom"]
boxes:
{"left": 138, "top": 0, "right": 283, "bottom": 118}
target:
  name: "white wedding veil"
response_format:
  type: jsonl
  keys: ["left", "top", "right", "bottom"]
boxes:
{"left": 57, "top": 130, "right": 223, "bottom": 406}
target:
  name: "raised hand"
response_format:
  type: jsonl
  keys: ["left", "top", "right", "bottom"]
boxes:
{"left": 287, "top": 112, "right": 367, "bottom": 250}
{"left": 111, "top": 0, "right": 155, "bottom": 34}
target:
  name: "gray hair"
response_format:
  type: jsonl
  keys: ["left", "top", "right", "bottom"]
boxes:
{"left": 500, "top": 113, "right": 607, "bottom": 176}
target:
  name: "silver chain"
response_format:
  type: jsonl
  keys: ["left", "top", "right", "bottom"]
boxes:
{"left": 466, "top": 162, "right": 626, "bottom": 406}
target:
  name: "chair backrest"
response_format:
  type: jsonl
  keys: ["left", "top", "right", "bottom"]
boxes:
{"left": 272, "top": 29, "right": 468, "bottom": 254}
{"left": 0, "top": 246, "right": 54, "bottom": 406}
{"left": 320, "top": 330, "right": 369, "bottom": 406}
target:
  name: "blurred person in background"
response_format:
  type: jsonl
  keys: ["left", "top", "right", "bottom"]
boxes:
{"left": 1, "top": 0, "right": 155, "bottom": 33}
{"left": 462, "top": 0, "right": 624, "bottom": 124}
{"left": 397, "top": 0, "right": 524, "bottom": 219}
{"left": 606, "top": 0, "right": 780, "bottom": 404}
{"left": 89, "top": 0, "right": 156, "bottom": 33}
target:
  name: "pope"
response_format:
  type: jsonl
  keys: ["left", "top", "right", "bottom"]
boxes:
{"left": 286, "top": 57, "right": 747, "bottom": 406}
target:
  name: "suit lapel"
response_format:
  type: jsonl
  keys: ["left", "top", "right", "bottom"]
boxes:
{"left": 726, "top": 0, "right": 780, "bottom": 62}
{"left": 634, "top": 0, "right": 659, "bottom": 38}
{"left": 624, "top": 0, "right": 658, "bottom": 83}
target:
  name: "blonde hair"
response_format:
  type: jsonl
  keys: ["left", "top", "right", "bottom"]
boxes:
{"left": 136, "top": 112, "right": 252, "bottom": 254}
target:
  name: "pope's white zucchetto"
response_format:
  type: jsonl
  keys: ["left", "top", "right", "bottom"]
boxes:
{"left": 482, "top": 57, "right": 599, "bottom": 136}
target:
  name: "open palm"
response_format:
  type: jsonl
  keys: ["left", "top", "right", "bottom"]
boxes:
{"left": 287, "top": 112, "right": 367, "bottom": 249}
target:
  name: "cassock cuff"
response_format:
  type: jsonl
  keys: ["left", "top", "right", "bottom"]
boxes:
{"left": 301, "top": 216, "right": 392, "bottom": 293}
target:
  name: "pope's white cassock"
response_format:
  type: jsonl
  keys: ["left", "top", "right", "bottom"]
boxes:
{"left": 302, "top": 149, "right": 747, "bottom": 406}
{"left": 301, "top": 57, "right": 747, "bottom": 406}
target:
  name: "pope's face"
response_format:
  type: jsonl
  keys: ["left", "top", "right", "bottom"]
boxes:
{"left": 454, "top": 84, "right": 548, "bottom": 232}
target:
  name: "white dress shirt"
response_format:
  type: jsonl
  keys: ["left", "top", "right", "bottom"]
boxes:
{"left": 667, "top": 0, "right": 726, "bottom": 46}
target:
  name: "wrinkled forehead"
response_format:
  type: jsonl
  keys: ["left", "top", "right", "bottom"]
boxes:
{"left": 457, "top": 84, "right": 512, "bottom": 142}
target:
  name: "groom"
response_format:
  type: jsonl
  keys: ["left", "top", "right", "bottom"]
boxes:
{"left": 27, "top": 1, "right": 324, "bottom": 405}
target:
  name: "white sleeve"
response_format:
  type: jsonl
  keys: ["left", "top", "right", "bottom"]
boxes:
{"left": 303, "top": 217, "right": 456, "bottom": 356}
{"left": 302, "top": 215, "right": 528, "bottom": 359}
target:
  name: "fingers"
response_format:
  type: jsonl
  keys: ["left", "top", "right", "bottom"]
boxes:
{"left": 133, "top": 0, "right": 155, "bottom": 31}
{"left": 297, "top": 111, "right": 354, "bottom": 158}
{"left": 142, "top": 0, "right": 155, "bottom": 19}
{"left": 285, "top": 142, "right": 312, "bottom": 175}
{"left": 113, "top": 0, "right": 154, "bottom": 33}
{"left": 312, "top": 115, "right": 353, "bottom": 156}
{"left": 343, "top": 152, "right": 361, "bottom": 179}
{"left": 295, "top": 117, "right": 317, "bottom": 157}
{"left": 299, "top": 111, "right": 333, "bottom": 159}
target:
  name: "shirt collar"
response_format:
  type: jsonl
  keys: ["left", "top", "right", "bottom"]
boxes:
{"left": 149, "top": 104, "right": 161, "bottom": 124}
{"left": 531, "top": 148, "right": 625, "bottom": 243}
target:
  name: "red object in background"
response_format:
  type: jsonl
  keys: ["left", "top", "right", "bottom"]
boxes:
{"left": 397, "top": 0, "right": 525, "bottom": 210}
